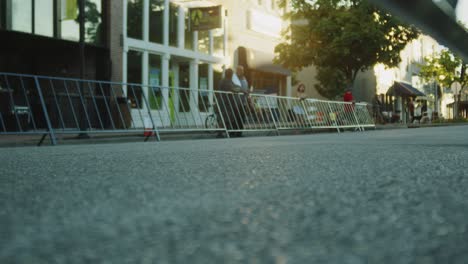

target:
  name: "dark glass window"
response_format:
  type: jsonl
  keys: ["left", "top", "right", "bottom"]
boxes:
{"left": 127, "top": 0, "right": 143, "bottom": 39}
{"left": 1, "top": 0, "right": 104, "bottom": 45}
{"left": 184, "top": 12, "right": 193, "bottom": 50}
{"left": 0, "top": 1, "right": 7, "bottom": 29}
{"left": 127, "top": 50, "right": 143, "bottom": 109}
{"left": 169, "top": 3, "right": 178, "bottom": 47}
{"left": 149, "top": 0, "right": 164, "bottom": 44}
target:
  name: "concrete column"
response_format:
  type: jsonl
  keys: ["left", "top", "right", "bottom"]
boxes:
{"left": 162, "top": 53, "right": 170, "bottom": 114}
{"left": 143, "top": 0, "right": 149, "bottom": 42}
{"left": 208, "top": 64, "right": 214, "bottom": 106}
{"left": 190, "top": 59, "right": 199, "bottom": 116}
{"left": 193, "top": 31, "right": 198, "bottom": 52}
{"left": 177, "top": 6, "right": 185, "bottom": 48}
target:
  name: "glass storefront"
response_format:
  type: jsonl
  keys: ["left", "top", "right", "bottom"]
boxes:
{"left": 1, "top": 0, "right": 104, "bottom": 45}
{"left": 125, "top": 0, "right": 226, "bottom": 122}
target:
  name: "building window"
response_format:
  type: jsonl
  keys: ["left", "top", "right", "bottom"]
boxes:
{"left": 148, "top": 53, "right": 163, "bottom": 110}
{"left": 213, "top": 27, "right": 224, "bottom": 57}
{"left": 35, "top": 0, "right": 54, "bottom": 37}
{"left": 60, "top": 0, "right": 103, "bottom": 44}
{"left": 127, "top": 50, "right": 143, "bottom": 109}
{"left": 0, "top": 1, "right": 6, "bottom": 29}
{"left": 169, "top": 3, "right": 178, "bottom": 47}
{"left": 197, "top": 30, "right": 209, "bottom": 54}
{"left": 184, "top": 11, "right": 193, "bottom": 50}
{"left": 127, "top": 0, "right": 143, "bottom": 40}
{"left": 149, "top": 0, "right": 164, "bottom": 44}
{"left": 84, "top": 0, "right": 103, "bottom": 44}
{"left": 199, "top": 63, "right": 209, "bottom": 112}
{"left": 11, "top": 0, "right": 32, "bottom": 33}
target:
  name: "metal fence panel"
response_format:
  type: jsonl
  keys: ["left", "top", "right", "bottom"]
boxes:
{"left": 0, "top": 72, "right": 375, "bottom": 145}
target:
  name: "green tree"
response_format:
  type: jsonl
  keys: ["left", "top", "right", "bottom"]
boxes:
{"left": 418, "top": 50, "right": 467, "bottom": 91}
{"left": 274, "top": 0, "right": 419, "bottom": 98}
{"left": 75, "top": 1, "right": 102, "bottom": 44}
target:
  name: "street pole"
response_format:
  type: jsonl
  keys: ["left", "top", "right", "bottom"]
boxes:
{"left": 77, "top": 0, "right": 90, "bottom": 138}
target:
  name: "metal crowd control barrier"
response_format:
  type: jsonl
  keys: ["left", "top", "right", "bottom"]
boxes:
{"left": 0, "top": 72, "right": 375, "bottom": 145}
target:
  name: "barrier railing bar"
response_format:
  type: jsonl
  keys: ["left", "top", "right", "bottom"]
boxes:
{"left": 97, "top": 82, "right": 116, "bottom": 130}
{"left": 128, "top": 85, "right": 145, "bottom": 130}
{"left": 34, "top": 77, "right": 57, "bottom": 145}
{"left": 74, "top": 80, "right": 93, "bottom": 131}
{"left": 87, "top": 82, "right": 104, "bottom": 130}
{"left": 63, "top": 80, "right": 80, "bottom": 129}
{"left": 147, "top": 85, "right": 167, "bottom": 129}
{"left": 48, "top": 79, "right": 65, "bottom": 130}
{"left": 140, "top": 84, "right": 160, "bottom": 142}
{"left": 265, "top": 96, "right": 280, "bottom": 135}
{"left": 212, "top": 93, "right": 229, "bottom": 138}
{"left": 0, "top": 112, "right": 6, "bottom": 132}
{"left": 109, "top": 83, "right": 130, "bottom": 130}
{"left": 19, "top": 77, "right": 37, "bottom": 131}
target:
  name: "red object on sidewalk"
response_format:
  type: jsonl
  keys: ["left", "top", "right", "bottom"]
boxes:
{"left": 343, "top": 90, "right": 354, "bottom": 112}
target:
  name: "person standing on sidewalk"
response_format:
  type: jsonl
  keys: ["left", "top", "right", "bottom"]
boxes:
{"left": 343, "top": 89, "right": 355, "bottom": 124}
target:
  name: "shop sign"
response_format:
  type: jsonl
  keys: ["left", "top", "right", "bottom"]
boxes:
{"left": 189, "top": 5, "right": 222, "bottom": 31}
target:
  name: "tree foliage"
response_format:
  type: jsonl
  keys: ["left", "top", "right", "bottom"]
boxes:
{"left": 274, "top": 0, "right": 419, "bottom": 98}
{"left": 418, "top": 50, "right": 468, "bottom": 93}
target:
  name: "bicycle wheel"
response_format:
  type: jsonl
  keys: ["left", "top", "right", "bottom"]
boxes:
{"left": 205, "top": 114, "right": 219, "bottom": 132}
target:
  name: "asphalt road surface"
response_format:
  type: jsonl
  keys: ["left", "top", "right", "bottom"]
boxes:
{"left": 1, "top": 126, "right": 468, "bottom": 264}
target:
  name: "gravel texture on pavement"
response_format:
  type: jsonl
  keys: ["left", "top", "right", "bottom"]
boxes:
{"left": 1, "top": 126, "right": 468, "bottom": 263}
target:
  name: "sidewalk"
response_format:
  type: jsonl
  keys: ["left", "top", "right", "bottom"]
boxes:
{"left": 376, "top": 122, "right": 468, "bottom": 130}
{"left": 1, "top": 123, "right": 466, "bottom": 147}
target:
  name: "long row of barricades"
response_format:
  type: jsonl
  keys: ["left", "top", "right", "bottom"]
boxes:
{"left": 0, "top": 72, "right": 375, "bottom": 145}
